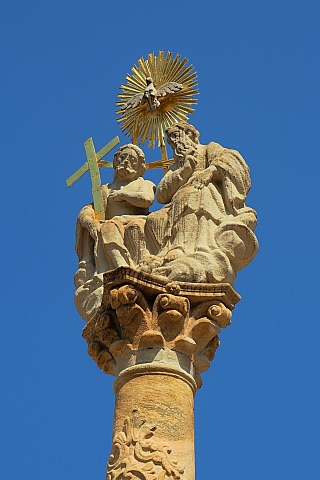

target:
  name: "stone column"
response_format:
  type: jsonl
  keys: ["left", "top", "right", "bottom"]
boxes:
{"left": 82, "top": 267, "right": 240, "bottom": 480}
{"left": 111, "top": 360, "right": 196, "bottom": 479}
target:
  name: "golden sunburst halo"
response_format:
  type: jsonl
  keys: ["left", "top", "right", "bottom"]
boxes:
{"left": 116, "top": 51, "right": 198, "bottom": 154}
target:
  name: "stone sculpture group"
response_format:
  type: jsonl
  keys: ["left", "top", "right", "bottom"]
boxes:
{"left": 73, "top": 121, "right": 258, "bottom": 479}
{"left": 74, "top": 122, "right": 258, "bottom": 324}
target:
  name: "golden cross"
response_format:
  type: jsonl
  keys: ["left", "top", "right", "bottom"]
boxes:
{"left": 66, "top": 136, "right": 120, "bottom": 220}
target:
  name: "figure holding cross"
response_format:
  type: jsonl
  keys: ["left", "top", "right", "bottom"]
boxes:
{"left": 66, "top": 136, "right": 120, "bottom": 220}
{"left": 74, "top": 143, "right": 155, "bottom": 322}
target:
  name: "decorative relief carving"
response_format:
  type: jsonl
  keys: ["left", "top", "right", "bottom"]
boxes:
{"left": 107, "top": 409, "right": 185, "bottom": 480}
{"left": 82, "top": 267, "right": 236, "bottom": 386}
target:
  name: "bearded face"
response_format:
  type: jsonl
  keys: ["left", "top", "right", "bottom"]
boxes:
{"left": 114, "top": 147, "right": 144, "bottom": 181}
{"left": 167, "top": 127, "right": 198, "bottom": 165}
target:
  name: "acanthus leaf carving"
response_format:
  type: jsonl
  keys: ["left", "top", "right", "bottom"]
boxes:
{"left": 107, "top": 409, "right": 185, "bottom": 480}
{"left": 109, "top": 285, "right": 155, "bottom": 349}
{"left": 154, "top": 294, "right": 189, "bottom": 343}
{"left": 82, "top": 269, "right": 236, "bottom": 385}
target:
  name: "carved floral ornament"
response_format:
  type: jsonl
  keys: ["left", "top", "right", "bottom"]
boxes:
{"left": 107, "top": 409, "right": 185, "bottom": 480}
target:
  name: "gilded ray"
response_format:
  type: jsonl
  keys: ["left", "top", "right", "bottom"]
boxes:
{"left": 116, "top": 51, "right": 198, "bottom": 152}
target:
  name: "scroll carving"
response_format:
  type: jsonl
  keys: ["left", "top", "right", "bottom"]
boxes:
{"left": 107, "top": 409, "right": 185, "bottom": 480}
{"left": 82, "top": 268, "right": 236, "bottom": 386}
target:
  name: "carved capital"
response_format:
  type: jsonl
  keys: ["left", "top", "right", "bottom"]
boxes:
{"left": 82, "top": 267, "right": 239, "bottom": 388}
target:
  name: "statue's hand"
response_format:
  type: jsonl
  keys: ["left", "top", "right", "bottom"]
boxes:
{"left": 180, "top": 148, "right": 197, "bottom": 179}
{"left": 188, "top": 166, "right": 218, "bottom": 189}
{"left": 108, "top": 190, "right": 126, "bottom": 202}
{"left": 185, "top": 155, "right": 197, "bottom": 170}
{"left": 184, "top": 147, "right": 197, "bottom": 166}
{"left": 89, "top": 219, "right": 102, "bottom": 240}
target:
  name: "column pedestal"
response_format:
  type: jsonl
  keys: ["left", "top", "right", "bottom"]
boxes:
{"left": 109, "top": 360, "right": 196, "bottom": 479}
{"left": 82, "top": 267, "right": 240, "bottom": 480}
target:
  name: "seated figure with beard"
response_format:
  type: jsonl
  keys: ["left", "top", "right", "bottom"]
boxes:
{"left": 141, "top": 122, "right": 258, "bottom": 284}
{"left": 74, "top": 144, "right": 155, "bottom": 321}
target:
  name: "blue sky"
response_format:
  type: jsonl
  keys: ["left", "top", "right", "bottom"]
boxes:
{"left": 1, "top": 1, "right": 319, "bottom": 479}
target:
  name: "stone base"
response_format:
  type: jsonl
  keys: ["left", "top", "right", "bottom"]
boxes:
{"left": 82, "top": 267, "right": 240, "bottom": 389}
{"left": 102, "top": 266, "right": 240, "bottom": 309}
{"left": 109, "top": 366, "right": 195, "bottom": 480}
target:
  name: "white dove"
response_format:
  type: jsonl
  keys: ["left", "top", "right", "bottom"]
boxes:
{"left": 124, "top": 77, "right": 183, "bottom": 112}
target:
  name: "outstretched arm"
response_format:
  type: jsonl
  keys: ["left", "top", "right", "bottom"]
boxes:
{"left": 187, "top": 163, "right": 223, "bottom": 189}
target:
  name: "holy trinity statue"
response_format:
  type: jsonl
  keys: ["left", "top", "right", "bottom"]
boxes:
{"left": 70, "top": 52, "right": 258, "bottom": 322}
{"left": 74, "top": 121, "right": 258, "bottom": 322}
{"left": 74, "top": 143, "right": 156, "bottom": 321}
{"left": 69, "top": 53, "right": 259, "bottom": 480}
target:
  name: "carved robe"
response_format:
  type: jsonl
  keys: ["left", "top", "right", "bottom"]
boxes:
{"left": 145, "top": 142, "right": 258, "bottom": 283}
{"left": 74, "top": 179, "right": 154, "bottom": 322}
